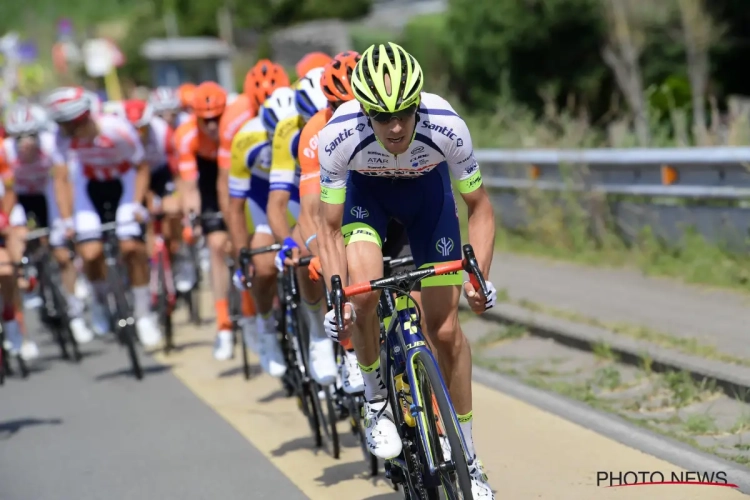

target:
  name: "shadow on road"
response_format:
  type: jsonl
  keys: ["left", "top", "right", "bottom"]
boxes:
{"left": 217, "top": 364, "right": 262, "bottom": 379}
{"left": 165, "top": 340, "right": 213, "bottom": 353}
{"left": 257, "top": 387, "right": 288, "bottom": 404}
{"left": 0, "top": 417, "right": 63, "bottom": 439}
{"left": 315, "top": 460, "right": 390, "bottom": 488}
{"left": 94, "top": 363, "right": 172, "bottom": 381}
{"left": 271, "top": 435, "right": 319, "bottom": 457}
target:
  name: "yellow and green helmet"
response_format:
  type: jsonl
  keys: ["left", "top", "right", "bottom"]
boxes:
{"left": 351, "top": 42, "right": 423, "bottom": 114}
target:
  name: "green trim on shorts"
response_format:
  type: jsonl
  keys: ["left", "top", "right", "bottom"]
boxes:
{"left": 342, "top": 222, "right": 382, "bottom": 247}
{"left": 419, "top": 261, "right": 463, "bottom": 287}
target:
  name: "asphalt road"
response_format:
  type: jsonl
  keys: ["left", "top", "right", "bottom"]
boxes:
{"left": 1, "top": 289, "right": 747, "bottom": 500}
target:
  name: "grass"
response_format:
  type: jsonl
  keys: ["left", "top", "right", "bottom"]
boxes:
{"left": 511, "top": 298, "right": 750, "bottom": 366}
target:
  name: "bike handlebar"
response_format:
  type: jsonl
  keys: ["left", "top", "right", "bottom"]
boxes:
{"left": 329, "top": 244, "right": 489, "bottom": 333}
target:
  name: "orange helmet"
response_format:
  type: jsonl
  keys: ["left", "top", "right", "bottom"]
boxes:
{"left": 296, "top": 52, "right": 333, "bottom": 79}
{"left": 321, "top": 51, "right": 361, "bottom": 104}
{"left": 192, "top": 82, "right": 227, "bottom": 119}
{"left": 246, "top": 61, "right": 290, "bottom": 112}
{"left": 178, "top": 83, "right": 197, "bottom": 109}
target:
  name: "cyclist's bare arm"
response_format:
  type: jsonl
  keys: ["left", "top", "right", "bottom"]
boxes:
{"left": 227, "top": 197, "right": 249, "bottom": 258}
{"left": 53, "top": 163, "right": 73, "bottom": 219}
{"left": 1, "top": 183, "right": 15, "bottom": 216}
{"left": 297, "top": 193, "right": 320, "bottom": 255}
{"left": 180, "top": 177, "right": 201, "bottom": 216}
{"left": 318, "top": 201, "right": 347, "bottom": 290}
{"left": 216, "top": 168, "right": 231, "bottom": 225}
{"left": 461, "top": 185, "right": 495, "bottom": 276}
{"left": 134, "top": 161, "right": 150, "bottom": 204}
{"left": 267, "top": 190, "right": 292, "bottom": 243}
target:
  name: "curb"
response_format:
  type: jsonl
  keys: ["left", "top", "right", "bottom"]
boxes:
{"left": 463, "top": 301, "right": 750, "bottom": 402}
{"left": 472, "top": 366, "right": 750, "bottom": 494}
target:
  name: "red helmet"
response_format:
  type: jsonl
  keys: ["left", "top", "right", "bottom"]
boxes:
{"left": 123, "top": 100, "right": 153, "bottom": 128}
{"left": 246, "top": 61, "right": 290, "bottom": 112}
{"left": 321, "top": 51, "right": 361, "bottom": 104}
{"left": 193, "top": 82, "right": 227, "bottom": 119}
{"left": 296, "top": 52, "right": 333, "bottom": 79}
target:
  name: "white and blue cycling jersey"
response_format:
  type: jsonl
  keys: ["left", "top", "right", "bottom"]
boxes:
{"left": 317, "top": 92, "right": 484, "bottom": 284}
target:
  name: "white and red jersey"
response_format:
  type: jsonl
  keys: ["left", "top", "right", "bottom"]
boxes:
{"left": 0, "top": 132, "right": 58, "bottom": 195}
{"left": 141, "top": 116, "right": 177, "bottom": 172}
{"left": 55, "top": 115, "right": 145, "bottom": 181}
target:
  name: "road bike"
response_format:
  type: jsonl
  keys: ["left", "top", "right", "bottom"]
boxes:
{"left": 150, "top": 212, "right": 177, "bottom": 353}
{"left": 330, "top": 244, "right": 489, "bottom": 499}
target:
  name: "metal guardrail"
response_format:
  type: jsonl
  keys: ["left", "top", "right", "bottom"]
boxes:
{"left": 477, "top": 147, "right": 750, "bottom": 250}
{"left": 476, "top": 148, "right": 750, "bottom": 199}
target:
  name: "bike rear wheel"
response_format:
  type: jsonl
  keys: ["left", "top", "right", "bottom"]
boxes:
{"left": 109, "top": 273, "right": 143, "bottom": 380}
{"left": 157, "top": 259, "right": 174, "bottom": 353}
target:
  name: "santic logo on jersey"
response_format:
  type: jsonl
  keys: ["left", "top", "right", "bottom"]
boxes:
{"left": 324, "top": 128, "right": 355, "bottom": 155}
{"left": 421, "top": 121, "right": 459, "bottom": 141}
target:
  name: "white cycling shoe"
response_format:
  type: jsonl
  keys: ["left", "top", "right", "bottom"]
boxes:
{"left": 213, "top": 330, "right": 234, "bottom": 361}
{"left": 469, "top": 457, "right": 495, "bottom": 499}
{"left": 70, "top": 317, "right": 94, "bottom": 344}
{"left": 21, "top": 340, "right": 39, "bottom": 361}
{"left": 136, "top": 315, "right": 162, "bottom": 347}
{"left": 364, "top": 397, "right": 402, "bottom": 459}
{"left": 341, "top": 350, "right": 364, "bottom": 394}
{"left": 309, "top": 336, "right": 337, "bottom": 386}
{"left": 259, "top": 332, "right": 286, "bottom": 378}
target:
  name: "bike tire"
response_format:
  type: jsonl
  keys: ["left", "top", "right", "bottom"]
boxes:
{"left": 50, "top": 276, "right": 82, "bottom": 363}
{"left": 17, "top": 354, "right": 28, "bottom": 378}
{"left": 110, "top": 271, "right": 143, "bottom": 381}
{"left": 414, "top": 355, "right": 473, "bottom": 499}
{"left": 319, "top": 383, "right": 341, "bottom": 458}
{"left": 157, "top": 260, "right": 174, "bottom": 353}
{"left": 304, "top": 382, "right": 323, "bottom": 448}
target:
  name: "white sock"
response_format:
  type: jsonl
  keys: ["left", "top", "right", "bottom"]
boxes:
{"left": 132, "top": 285, "right": 150, "bottom": 319}
{"left": 360, "top": 358, "right": 387, "bottom": 401}
{"left": 91, "top": 280, "right": 109, "bottom": 302}
{"left": 300, "top": 299, "right": 325, "bottom": 341}
{"left": 256, "top": 311, "right": 276, "bottom": 336}
{"left": 458, "top": 413, "right": 476, "bottom": 459}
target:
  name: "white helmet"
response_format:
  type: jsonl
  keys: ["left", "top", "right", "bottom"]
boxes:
{"left": 150, "top": 86, "right": 181, "bottom": 112}
{"left": 260, "top": 87, "right": 298, "bottom": 134}
{"left": 294, "top": 67, "right": 327, "bottom": 122}
{"left": 43, "top": 87, "right": 92, "bottom": 122}
{"left": 4, "top": 103, "right": 48, "bottom": 136}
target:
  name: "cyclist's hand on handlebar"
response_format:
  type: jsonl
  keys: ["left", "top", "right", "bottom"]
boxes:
{"left": 308, "top": 256, "right": 322, "bottom": 282}
{"left": 324, "top": 302, "right": 356, "bottom": 342}
{"left": 463, "top": 280, "right": 498, "bottom": 313}
{"left": 232, "top": 268, "right": 252, "bottom": 290}
{"left": 275, "top": 237, "right": 299, "bottom": 271}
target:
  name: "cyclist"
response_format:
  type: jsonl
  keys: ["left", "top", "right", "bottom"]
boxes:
{"left": 122, "top": 100, "right": 181, "bottom": 258}
{"left": 315, "top": 43, "right": 497, "bottom": 498}
{"left": 296, "top": 52, "right": 365, "bottom": 392}
{"left": 262, "top": 76, "right": 337, "bottom": 386}
{"left": 295, "top": 52, "right": 333, "bottom": 80}
{"left": 176, "top": 81, "right": 246, "bottom": 360}
{"left": 1, "top": 103, "right": 90, "bottom": 359}
{"left": 224, "top": 65, "right": 291, "bottom": 367}
{"left": 149, "top": 87, "right": 182, "bottom": 130}
{"left": 44, "top": 86, "right": 162, "bottom": 347}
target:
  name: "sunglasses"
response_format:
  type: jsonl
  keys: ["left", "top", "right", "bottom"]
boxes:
{"left": 367, "top": 104, "right": 417, "bottom": 123}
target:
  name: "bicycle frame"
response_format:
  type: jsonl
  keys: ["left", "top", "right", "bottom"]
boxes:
{"left": 382, "top": 294, "right": 468, "bottom": 480}
{"left": 149, "top": 216, "right": 176, "bottom": 310}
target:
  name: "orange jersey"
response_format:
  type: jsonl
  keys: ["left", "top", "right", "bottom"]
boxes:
{"left": 298, "top": 108, "right": 332, "bottom": 197}
{"left": 217, "top": 94, "right": 256, "bottom": 170}
{"left": 174, "top": 116, "right": 219, "bottom": 181}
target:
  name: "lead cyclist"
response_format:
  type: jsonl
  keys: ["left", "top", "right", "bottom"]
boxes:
{"left": 316, "top": 42, "right": 497, "bottom": 498}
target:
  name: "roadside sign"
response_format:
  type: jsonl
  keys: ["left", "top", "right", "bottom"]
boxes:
{"left": 82, "top": 38, "right": 124, "bottom": 77}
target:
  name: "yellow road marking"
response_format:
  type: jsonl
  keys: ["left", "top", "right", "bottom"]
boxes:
{"left": 153, "top": 292, "right": 745, "bottom": 499}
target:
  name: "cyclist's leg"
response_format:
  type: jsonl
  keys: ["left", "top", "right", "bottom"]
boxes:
{"left": 0, "top": 238, "right": 22, "bottom": 355}
{"left": 402, "top": 165, "right": 489, "bottom": 486}
{"left": 4, "top": 202, "right": 33, "bottom": 358}
{"left": 341, "top": 174, "right": 403, "bottom": 459}
{"left": 75, "top": 178, "right": 109, "bottom": 336}
{"left": 49, "top": 177, "right": 92, "bottom": 343}
{"left": 116, "top": 168, "right": 161, "bottom": 347}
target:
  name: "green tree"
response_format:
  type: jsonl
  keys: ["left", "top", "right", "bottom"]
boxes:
{"left": 445, "top": 0, "right": 608, "bottom": 113}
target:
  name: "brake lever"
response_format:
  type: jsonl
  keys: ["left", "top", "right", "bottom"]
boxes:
{"left": 330, "top": 275, "right": 345, "bottom": 333}
{"left": 462, "top": 244, "right": 490, "bottom": 298}
{"left": 238, "top": 247, "right": 252, "bottom": 289}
